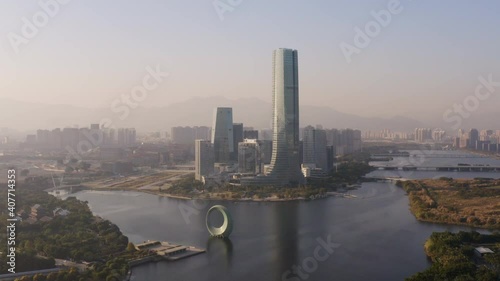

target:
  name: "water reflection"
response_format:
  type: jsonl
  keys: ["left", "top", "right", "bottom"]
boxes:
{"left": 206, "top": 237, "right": 233, "bottom": 268}
{"left": 273, "top": 203, "right": 299, "bottom": 280}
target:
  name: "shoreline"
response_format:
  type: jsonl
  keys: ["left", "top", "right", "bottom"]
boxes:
{"left": 65, "top": 181, "right": 498, "bottom": 230}
{"left": 77, "top": 185, "right": 332, "bottom": 202}
{"left": 411, "top": 217, "right": 499, "bottom": 231}
{"left": 397, "top": 178, "right": 500, "bottom": 231}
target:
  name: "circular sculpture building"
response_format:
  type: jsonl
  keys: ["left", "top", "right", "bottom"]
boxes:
{"left": 206, "top": 205, "right": 233, "bottom": 238}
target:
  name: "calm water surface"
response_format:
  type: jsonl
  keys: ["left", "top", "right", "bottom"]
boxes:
{"left": 66, "top": 150, "right": 499, "bottom": 281}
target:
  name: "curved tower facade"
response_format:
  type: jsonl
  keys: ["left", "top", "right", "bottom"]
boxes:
{"left": 267, "top": 48, "right": 302, "bottom": 185}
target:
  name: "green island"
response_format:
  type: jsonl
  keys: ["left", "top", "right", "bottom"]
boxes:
{"left": 406, "top": 231, "right": 500, "bottom": 280}
{"left": 396, "top": 178, "right": 500, "bottom": 229}
{"left": 398, "top": 178, "right": 500, "bottom": 280}
{"left": 0, "top": 181, "right": 151, "bottom": 281}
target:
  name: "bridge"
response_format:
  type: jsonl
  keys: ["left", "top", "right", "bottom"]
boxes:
{"left": 371, "top": 154, "right": 488, "bottom": 159}
{"left": 374, "top": 165, "right": 500, "bottom": 172}
{"left": 364, "top": 176, "right": 411, "bottom": 183}
{"left": 44, "top": 185, "right": 81, "bottom": 192}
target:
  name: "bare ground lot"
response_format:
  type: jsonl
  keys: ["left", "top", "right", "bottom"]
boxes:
{"left": 402, "top": 178, "right": 500, "bottom": 229}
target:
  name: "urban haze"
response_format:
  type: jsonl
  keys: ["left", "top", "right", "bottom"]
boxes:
{"left": 1, "top": 1, "right": 500, "bottom": 281}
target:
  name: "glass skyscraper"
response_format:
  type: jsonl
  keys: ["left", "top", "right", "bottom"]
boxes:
{"left": 266, "top": 48, "right": 303, "bottom": 185}
{"left": 211, "top": 107, "right": 234, "bottom": 163}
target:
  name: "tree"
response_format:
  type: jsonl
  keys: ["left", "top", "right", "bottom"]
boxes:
{"left": 65, "top": 166, "right": 74, "bottom": 173}
{"left": 32, "top": 274, "right": 47, "bottom": 281}
{"left": 79, "top": 162, "right": 91, "bottom": 172}
{"left": 126, "top": 242, "right": 136, "bottom": 252}
{"left": 45, "top": 272, "right": 57, "bottom": 281}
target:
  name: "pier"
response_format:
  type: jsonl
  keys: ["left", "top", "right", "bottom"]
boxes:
{"left": 129, "top": 240, "right": 205, "bottom": 267}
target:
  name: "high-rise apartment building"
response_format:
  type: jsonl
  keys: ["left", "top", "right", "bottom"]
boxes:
{"left": 468, "top": 129, "right": 479, "bottom": 149}
{"left": 302, "top": 126, "right": 328, "bottom": 171}
{"left": 414, "top": 128, "right": 432, "bottom": 143}
{"left": 117, "top": 128, "right": 136, "bottom": 146}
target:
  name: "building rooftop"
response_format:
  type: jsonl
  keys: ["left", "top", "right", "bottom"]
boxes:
{"left": 475, "top": 247, "right": 494, "bottom": 254}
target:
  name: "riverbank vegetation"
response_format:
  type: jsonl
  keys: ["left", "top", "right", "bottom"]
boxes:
{"left": 160, "top": 174, "right": 329, "bottom": 200}
{"left": 396, "top": 178, "right": 500, "bottom": 229}
{"left": 0, "top": 182, "right": 139, "bottom": 280}
{"left": 407, "top": 231, "right": 500, "bottom": 280}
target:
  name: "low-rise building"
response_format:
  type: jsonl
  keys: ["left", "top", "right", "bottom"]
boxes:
{"left": 53, "top": 207, "right": 71, "bottom": 217}
{"left": 474, "top": 247, "right": 494, "bottom": 258}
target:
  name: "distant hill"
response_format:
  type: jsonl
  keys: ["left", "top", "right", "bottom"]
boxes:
{"left": 1, "top": 97, "right": 427, "bottom": 133}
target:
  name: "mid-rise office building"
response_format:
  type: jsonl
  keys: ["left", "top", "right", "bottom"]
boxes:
{"left": 238, "top": 139, "right": 261, "bottom": 174}
{"left": 232, "top": 123, "right": 244, "bottom": 161}
{"left": 244, "top": 129, "right": 259, "bottom": 140}
{"left": 195, "top": 140, "right": 214, "bottom": 181}
{"left": 171, "top": 126, "right": 211, "bottom": 145}
{"left": 259, "top": 140, "right": 273, "bottom": 165}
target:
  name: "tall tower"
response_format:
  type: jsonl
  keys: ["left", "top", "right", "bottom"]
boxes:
{"left": 211, "top": 107, "right": 234, "bottom": 163}
{"left": 267, "top": 48, "right": 302, "bottom": 185}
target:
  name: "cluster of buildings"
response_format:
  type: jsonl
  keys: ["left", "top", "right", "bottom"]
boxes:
{"left": 24, "top": 124, "right": 137, "bottom": 151}
{"left": 195, "top": 48, "right": 362, "bottom": 186}
{"left": 363, "top": 129, "right": 414, "bottom": 141}
{"left": 363, "top": 128, "right": 500, "bottom": 153}
{"left": 170, "top": 126, "right": 269, "bottom": 145}
{"left": 363, "top": 128, "right": 449, "bottom": 143}
{"left": 16, "top": 204, "right": 71, "bottom": 225}
{"left": 455, "top": 129, "right": 500, "bottom": 152}
{"left": 170, "top": 126, "right": 211, "bottom": 145}
{"left": 414, "top": 128, "right": 447, "bottom": 143}
{"left": 194, "top": 109, "right": 274, "bottom": 182}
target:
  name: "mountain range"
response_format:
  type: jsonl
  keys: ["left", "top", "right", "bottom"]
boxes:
{"left": 0, "top": 96, "right": 495, "bottom": 135}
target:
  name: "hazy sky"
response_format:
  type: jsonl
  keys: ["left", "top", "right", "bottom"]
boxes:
{"left": 1, "top": 0, "right": 500, "bottom": 120}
